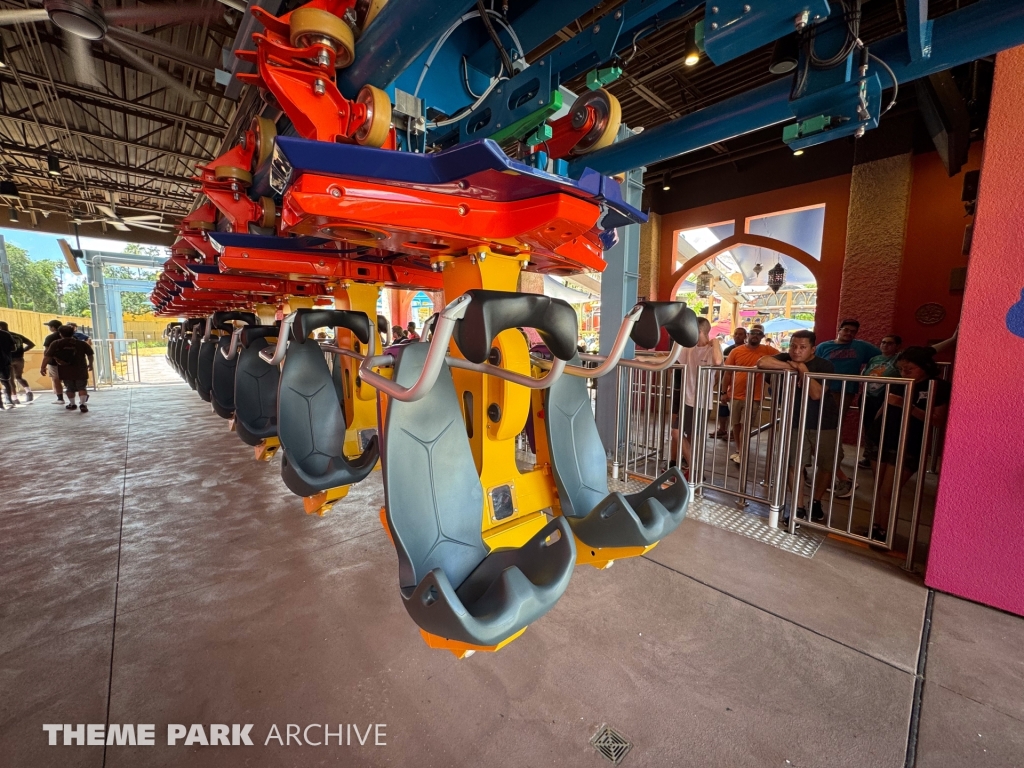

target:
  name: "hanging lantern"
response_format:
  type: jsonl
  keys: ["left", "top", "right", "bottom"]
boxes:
{"left": 752, "top": 262, "right": 763, "bottom": 276}
{"left": 695, "top": 270, "right": 713, "bottom": 298}
{"left": 767, "top": 262, "right": 786, "bottom": 294}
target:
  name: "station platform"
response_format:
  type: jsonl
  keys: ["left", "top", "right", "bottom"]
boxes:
{"left": 2, "top": 381, "right": 1021, "bottom": 767}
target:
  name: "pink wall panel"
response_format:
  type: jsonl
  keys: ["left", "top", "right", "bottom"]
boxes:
{"left": 926, "top": 47, "right": 1024, "bottom": 615}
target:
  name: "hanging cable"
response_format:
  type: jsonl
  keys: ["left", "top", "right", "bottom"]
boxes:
{"left": 414, "top": 9, "right": 523, "bottom": 98}
{"left": 869, "top": 52, "right": 899, "bottom": 114}
{"left": 477, "top": 0, "right": 515, "bottom": 79}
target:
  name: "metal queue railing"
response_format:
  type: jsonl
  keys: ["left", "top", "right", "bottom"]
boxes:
{"left": 93, "top": 338, "right": 142, "bottom": 386}
{"left": 612, "top": 362, "right": 945, "bottom": 571}
{"left": 691, "top": 365, "right": 794, "bottom": 516}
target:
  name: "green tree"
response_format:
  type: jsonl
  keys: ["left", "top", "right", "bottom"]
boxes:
{"left": 63, "top": 281, "right": 92, "bottom": 316}
{"left": 3, "top": 243, "right": 60, "bottom": 312}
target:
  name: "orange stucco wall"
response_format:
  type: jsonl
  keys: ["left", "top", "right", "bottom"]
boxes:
{"left": 657, "top": 148, "right": 980, "bottom": 346}
{"left": 657, "top": 175, "right": 852, "bottom": 342}
{"left": 894, "top": 144, "right": 982, "bottom": 347}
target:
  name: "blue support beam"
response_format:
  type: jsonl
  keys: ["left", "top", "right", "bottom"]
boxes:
{"left": 595, "top": 127, "right": 644, "bottom": 457}
{"left": 906, "top": 0, "right": 933, "bottom": 61}
{"left": 466, "top": 0, "right": 604, "bottom": 76}
{"left": 567, "top": 0, "right": 1024, "bottom": 178}
{"left": 336, "top": 0, "right": 478, "bottom": 98}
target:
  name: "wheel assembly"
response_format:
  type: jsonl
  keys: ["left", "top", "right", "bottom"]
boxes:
{"left": 288, "top": 7, "right": 355, "bottom": 68}
{"left": 250, "top": 116, "right": 277, "bottom": 170}
{"left": 214, "top": 166, "right": 254, "bottom": 185}
{"left": 569, "top": 88, "right": 621, "bottom": 155}
{"left": 259, "top": 197, "right": 276, "bottom": 229}
{"left": 354, "top": 85, "right": 392, "bottom": 148}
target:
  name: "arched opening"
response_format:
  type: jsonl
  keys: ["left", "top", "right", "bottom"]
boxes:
{"left": 663, "top": 233, "right": 823, "bottom": 344}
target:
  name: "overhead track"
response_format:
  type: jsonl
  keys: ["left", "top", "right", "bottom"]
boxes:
{"left": 568, "top": 0, "right": 1024, "bottom": 176}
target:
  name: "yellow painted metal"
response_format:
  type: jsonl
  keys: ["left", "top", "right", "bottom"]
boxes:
{"left": 254, "top": 437, "right": 280, "bottom": 462}
{"left": 441, "top": 249, "right": 552, "bottom": 551}
{"left": 302, "top": 484, "right": 349, "bottom": 516}
{"left": 253, "top": 303, "right": 278, "bottom": 325}
{"left": 331, "top": 282, "right": 381, "bottom": 460}
{"left": 418, "top": 627, "right": 526, "bottom": 659}
{"left": 284, "top": 296, "right": 315, "bottom": 312}
{"left": 575, "top": 541, "right": 658, "bottom": 570}
{"left": 379, "top": 506, "right": 394, "bottom": 546}
{"left": 530, "top": 366, "right": 660, "bottom": 569}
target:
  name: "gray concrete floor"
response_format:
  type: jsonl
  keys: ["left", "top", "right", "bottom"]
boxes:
{"left": 1, "top": 372, "right": 1022, "bottom": 768}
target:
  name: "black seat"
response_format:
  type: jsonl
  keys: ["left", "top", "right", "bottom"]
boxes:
{"left": 234, "top": 325, "right": 281, "bottom": 446}
{"left": 167, "top": 333, "right": 180, "bottom": 375}
{"left": 195, "top": 320, "right": 219, "bottom": 403}
{"left": 384, "top": 341, "right": 575, "bottom": 648}
{"left": 173, "top": 324, "right": 191, "bottom": 379}
{"left": 185, "top": 320, "right": 205, "bottom": 390}
{"left": 278, "top": 309, "right": 380, "bottom": 496}
{"left": 175, "top": 333, "right": 188, "bottom": 379}
{"left": 165, "top": 324, "right": 180, "bottom": 372}
{"left": 209, "top": 312, "right": 258, "bottom": 418}
{"left": 542, "top": 301, "right": 697, "bottom": 550}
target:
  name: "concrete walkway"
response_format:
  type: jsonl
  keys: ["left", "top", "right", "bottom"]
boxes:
{"left": 1, "top": 384, "right": 1021, "bottom": 767}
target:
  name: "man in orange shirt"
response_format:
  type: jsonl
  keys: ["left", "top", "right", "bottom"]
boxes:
{"left": 723, "top": 324, "right": 778, "bottom": 464}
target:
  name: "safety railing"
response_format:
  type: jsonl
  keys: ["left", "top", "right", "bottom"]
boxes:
{"left": 94, "top": 339, "right": 142, "bottom": 386}
{"left": 612, "top": 363, "right": 947, "bottom": 571}
{"left": 689, "top": 365, "right": 794, "bottom": 515}
{"left": 786, "top": 372, "right": 940, "bottom": 569}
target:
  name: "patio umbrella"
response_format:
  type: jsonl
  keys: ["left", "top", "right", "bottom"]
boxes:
{"left": 762, "top": 317, "right": 814, "bottom": 333}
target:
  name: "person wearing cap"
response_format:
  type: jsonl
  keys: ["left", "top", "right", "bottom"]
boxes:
{"left": 42, "top": 319, "right": 65, "bottom": 404}
{"left": 40, "top": 325, "right": 94, "bottom": 412}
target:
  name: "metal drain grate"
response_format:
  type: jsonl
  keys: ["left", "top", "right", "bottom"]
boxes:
{"left": 591, "top": 725, "right": 632, "bottom": 765}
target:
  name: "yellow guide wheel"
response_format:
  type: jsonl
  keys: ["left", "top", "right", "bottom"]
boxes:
{"left": 289, "top": 7, "right": 356, "bottom": 69}
{"left": 214, "top": 165, "right": 253, "bottom": 185}
{"left": 250, "top": 116, "right": 277, "bottom": 170}
{"left": 571, "top": 88, "right": 621, "bottom": 155}
{"left": 259, "top": 197, "right": 276, "bottom": 229}
{"left": 363, "top": 0, "right": 388, "bottom": 30}
{"left": 354, "top": 85, "right": 392, "bottom": 148}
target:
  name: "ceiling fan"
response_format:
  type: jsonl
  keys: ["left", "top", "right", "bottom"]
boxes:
{"left": 0, "top": 1, "right": 225, "bottom": 101}
{"left": 73, "top": 200, "right": 176, "bottom": 233}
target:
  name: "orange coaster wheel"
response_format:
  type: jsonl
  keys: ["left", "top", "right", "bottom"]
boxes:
{"left": 250, "top": 116, "right": 277, "bottom": 170}
{"left": 214, "top": 166, "right": 253, "bottom": 185}
{"left": 289, "top": 7, "right": 356, "bottom": 69}
{"left": 354, "top": 85, "right": 392, "bottom": 148}
{"left": 571, "top": 88, "right": 621, "bottom": 155}
{"left": 259, "top": 196, "right": 276, "bottom": 229}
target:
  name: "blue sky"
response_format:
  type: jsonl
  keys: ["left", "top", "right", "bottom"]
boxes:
{"left": 0, "top": 227, "right": 168, "bottom": 262}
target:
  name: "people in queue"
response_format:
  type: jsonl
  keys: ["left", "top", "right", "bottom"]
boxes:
{"left": 40, "top": 325, "right": 94, "bottom": 412}
{"left": 859, "top": 334, "right": 902, "bottom": 468}
{"left": 0, "top": 321, "right": 16, "bottom": 408}
{"left": 715, "top": 326, "right": 748, "bottom": 439}
{"left": 758, "top": 330, "right": 837, "bottom": 524}
{"left": 814, "top": 319, "right": 881, "bottom": 498}
{"left": 866, "top": 346, "right": 950, "bottom": 541}
{"left": 42, "top": 319, "right": 65, "bottom": 403}
{"left": 67, "top": 322, "right": 91, "bottom": 344}
{"left": 722, "top": 324, "right": 778, "bottom": 465}
{"left": 670, "top": 316, "right": 723, "bottom": 471}
{"left": 0, "top": 321, "right": 35, "bottom": 404}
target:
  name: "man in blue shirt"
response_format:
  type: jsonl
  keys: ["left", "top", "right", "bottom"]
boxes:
{"left": 814, "top": 319, "right": 881, "bottom": 497}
